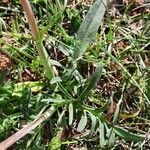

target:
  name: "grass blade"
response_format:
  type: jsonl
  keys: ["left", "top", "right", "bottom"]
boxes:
{"left": 101, "top": 47, "right": 150, "bottom": 105}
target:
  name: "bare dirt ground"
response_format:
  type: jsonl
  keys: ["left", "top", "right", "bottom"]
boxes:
{"left": 0, "top": 53, "right": 12, "bottom": 71}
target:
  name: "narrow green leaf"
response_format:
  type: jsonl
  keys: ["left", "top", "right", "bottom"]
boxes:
{"left": 50, "top": 59, "right": 62, "bottom": 67}
{"left": 113, "top": 126, "right": 145, "bottom": 142}
{"left": 112, "top": 83, "right": 125, "bottom": 124}
{"left": 50, "top": 76, "right": 62, "bottom": 84}
{"left": 41, "top": 98, "right": 66, "bottom": 103}
{"left": 58, "top": 82, "right": 73, "bottom": 100}
{"left": 77, "top": 111, "right": 87, "bottom": 132}
{"left": 107, "top": 128, "right": 115, "bottom": 148}
{"left": 108, "top": 131, "right": 115, "bottom": 148}
{"left": 88, "top": 111, "right": 97, "bottom": 137}
{"left": 57, "top": 110, "right": 66, "bottom": 125}
{"left": 69, "top": 103, "right": 74, "bottom": 125}
{"left": 78, "top": 63, "right": 102, "bottom": 100}
{"left": 99, "top": 120, "right": 106, "bottom": 147}
{"left": 73, "top": 41, "right": 89, "bottom": 60}
{"left": 58, "top": 44, "right": 69, "bottom": 56}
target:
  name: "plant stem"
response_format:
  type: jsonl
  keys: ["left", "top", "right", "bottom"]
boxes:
{"left": 20, "top": 0, "right": 54, "bottom": 80}
{"left": 0, "top": 105, "right": 56, "bottom": 150}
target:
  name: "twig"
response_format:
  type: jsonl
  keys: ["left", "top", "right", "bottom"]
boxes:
{"left": 0, "top": 105, "right": 56, "bottom": 150}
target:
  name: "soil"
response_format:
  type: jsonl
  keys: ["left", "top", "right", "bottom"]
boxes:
{"left": 0, "top": 53, "right": 13, "bottom": 71}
